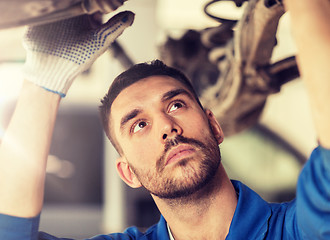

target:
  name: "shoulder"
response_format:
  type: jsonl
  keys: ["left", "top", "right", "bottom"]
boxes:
{"left": 295, "top": 145, "right": 330, "bottom": 238}
{"left": 89, "top": 217, "right": 168, "bottom": 240}
{"left": 38, "top": 223, "right": 162, "bottom": 240}
{"left": 101, "top": 218, "right": 168, "bottom": 240}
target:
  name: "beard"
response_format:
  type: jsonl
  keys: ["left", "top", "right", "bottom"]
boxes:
{"left": 129, "top": 132, "right": 221, "bottom": 200}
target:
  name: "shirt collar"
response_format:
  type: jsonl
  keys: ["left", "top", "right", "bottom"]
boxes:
{"left": 158, "top": 180, "right": 272, "bottom": 240}
{"left": 157, "top": 216, "right": 171, "bottom": 240}
{"left": 167, "top": 223, "right": 175, "bottom": 240}
{"left": 226, "top": 180, "right": 272, "bottom": 239}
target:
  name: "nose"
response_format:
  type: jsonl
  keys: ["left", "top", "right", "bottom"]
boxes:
{"left": 159, "top": 114, "right": 183, "bottom": 142}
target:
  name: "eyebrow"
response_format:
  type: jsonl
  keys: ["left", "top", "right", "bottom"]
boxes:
{"left": 120, "top": 109, "right": 142, "bottom": 133}
{"left": 119, "top": 88, "right": 194, "bottom": 133}
{"left": 161, "top": 88, "right": 194, "bottom": 102}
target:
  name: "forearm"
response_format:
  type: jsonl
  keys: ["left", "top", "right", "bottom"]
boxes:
{"left": 0, "top": 80, "right": 60, "bottom": 217}
{"left": 0, "top": 11, "right": 133, "bottom": 220}
{"left": 284, "top": 0, "right": 330, "bottom": 148}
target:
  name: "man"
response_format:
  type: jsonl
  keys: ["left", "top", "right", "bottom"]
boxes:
{"left": 0, "top": 0, "right": 329, "bottom": 239}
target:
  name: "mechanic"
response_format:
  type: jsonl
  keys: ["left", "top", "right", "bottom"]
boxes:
{"left": 0, "top": 0, "right": 329, "bottom": 239}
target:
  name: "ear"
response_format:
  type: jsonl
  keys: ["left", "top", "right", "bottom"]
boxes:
{"left": 205, "top": 109, "right": 224, "bottom": 144}
{"left": 116, "top": 157, "right": 142, "bottom": 188}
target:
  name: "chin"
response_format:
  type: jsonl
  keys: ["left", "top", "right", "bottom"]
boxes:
{"left": 154, "top": 158, "right": 220, "bottom": 200}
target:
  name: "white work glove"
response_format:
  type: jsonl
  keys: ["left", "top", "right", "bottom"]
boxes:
{"left": 22, "top": 11, "right": 134, "bottom": 97}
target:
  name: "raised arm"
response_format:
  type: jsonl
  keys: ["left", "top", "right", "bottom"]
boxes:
{"left": 282, "top": 1, "right": 330, "bottom": 238}
{"left": 284, "top": 0, "right": 330, "bottom": 148}
{"left": 0, "top": 12, "right": 134, "bottom": 220}
{"left": 0, "top": 81, "right": 60, "bottom": 218}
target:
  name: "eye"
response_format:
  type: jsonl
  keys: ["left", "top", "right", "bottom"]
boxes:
{"left": 132, "top": 120, "right": 148, "bottom": 133}
{"left": 169, "top": 101, "right": 185, "bottom": 112}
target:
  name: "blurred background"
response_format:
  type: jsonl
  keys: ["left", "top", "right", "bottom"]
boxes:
{"left": 0, "top": 0, "right": 317, "bottom": 238}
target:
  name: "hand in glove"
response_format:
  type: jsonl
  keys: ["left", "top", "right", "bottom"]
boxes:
{"left": 23, "top": 11, "right": 134, "bottom": 97}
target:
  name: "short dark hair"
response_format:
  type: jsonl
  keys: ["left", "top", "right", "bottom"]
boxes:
{"left": 99, "top": 59, "right": 203, "bottom": 154}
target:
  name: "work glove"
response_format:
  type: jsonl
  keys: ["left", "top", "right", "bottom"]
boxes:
{"left": 22, "top": 11, "right": 134, "bottom": 97}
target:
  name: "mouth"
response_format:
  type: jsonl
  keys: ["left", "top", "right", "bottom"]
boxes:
{"left": 165, "top": 144, "right": 196, "bottom": 166}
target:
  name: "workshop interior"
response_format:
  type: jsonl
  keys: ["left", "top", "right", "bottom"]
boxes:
{"left": 0, "top": 0, "right": 318, "bottom": 238}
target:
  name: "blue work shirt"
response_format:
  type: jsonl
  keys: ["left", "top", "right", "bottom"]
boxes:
{"left": 1, "top": 146, "right": 330, "bottom": 239}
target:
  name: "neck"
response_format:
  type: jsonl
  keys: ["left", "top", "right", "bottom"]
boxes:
{"left": 153, "top": 164, "right": 237, "bottom": 240}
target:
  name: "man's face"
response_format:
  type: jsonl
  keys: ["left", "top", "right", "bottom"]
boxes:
{"left": 111, "top": 76, "right": 223, "bottom": 199}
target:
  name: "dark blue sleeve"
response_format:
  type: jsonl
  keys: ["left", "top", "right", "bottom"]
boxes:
{"left": 0, "top": 212, "right": 160, "bottom": 240}
{"left": 296, "top": 145, "right": 330, "bottom": 239}
{"left": 0, "top": 213, "right": 40, "bottom": 240}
